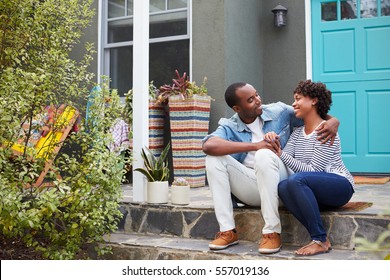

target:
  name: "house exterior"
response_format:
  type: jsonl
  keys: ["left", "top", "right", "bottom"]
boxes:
{"left": 76, "top": 0, "right": 390, "bottom": 175}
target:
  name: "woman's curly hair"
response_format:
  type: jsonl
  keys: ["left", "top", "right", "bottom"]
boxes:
{"left": 294, "top": 80, "right": 332, "bottom": 119}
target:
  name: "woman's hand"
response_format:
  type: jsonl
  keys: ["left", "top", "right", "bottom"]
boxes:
{"left": 264, "top": 132, "right": 282, "bottom": 156}
{"left": 264, "top": 132, "right": 279, "bottom": 143}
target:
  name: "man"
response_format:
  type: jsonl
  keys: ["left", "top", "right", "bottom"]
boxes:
{"left": 202, "top": 82, "right": 339, "bottom": 254}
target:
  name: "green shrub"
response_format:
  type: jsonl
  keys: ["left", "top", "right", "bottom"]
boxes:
{"left": 355, "top": 209, "right": 390, "bottom": 260}
{"left": 0, "top": 0, "right": 126, "bottom": 259}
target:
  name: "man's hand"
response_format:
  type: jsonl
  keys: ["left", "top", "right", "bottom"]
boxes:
{"left": 263, "top": 132, "right": 282, "bottom": 156}
{"left": 316, "top": 117, "right": 339, "bottom": 145}
{"left": 203, "top": 136, "right": 270, "bottom": 156}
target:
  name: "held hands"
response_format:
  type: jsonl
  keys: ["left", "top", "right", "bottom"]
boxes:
{"left": 263, "top": 132, "right": 282, "bottom": 156}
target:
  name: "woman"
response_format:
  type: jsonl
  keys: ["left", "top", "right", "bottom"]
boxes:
{"left": 265, "top": 80, "right": 355, "bottom": 256}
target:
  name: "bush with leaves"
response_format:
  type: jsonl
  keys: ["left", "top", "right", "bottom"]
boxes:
{"left": 355, "top": 209, "right": 390, "bottom": 260}
{"left": 123, "top": 81, "right": 159, "bottom": 135}
{"left": 0, "top": 0, "right": 126, "bottom": 259}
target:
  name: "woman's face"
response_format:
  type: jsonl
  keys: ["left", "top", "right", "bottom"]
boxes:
{"left": 292, "top": 93, "right": 316, "bottom": 119}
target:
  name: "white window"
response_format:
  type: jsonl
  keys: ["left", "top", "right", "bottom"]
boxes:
{"left": 102, "top": 0, "right": 190, "bottom": 95}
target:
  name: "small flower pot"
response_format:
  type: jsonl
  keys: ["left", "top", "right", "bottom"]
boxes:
{"left": 170, "top": 185, "right": 190, "bottom": 205}
{"left": 147, "top": 181, "right": 169, "bottom": 204}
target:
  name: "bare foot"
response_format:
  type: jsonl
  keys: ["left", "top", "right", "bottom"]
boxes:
{"left": 295, "top": 239, "right": 332, "bottom": 256}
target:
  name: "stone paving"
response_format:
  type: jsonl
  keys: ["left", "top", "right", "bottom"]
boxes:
{"left": 105, "top": 232, "right": 385, "bottom": 260}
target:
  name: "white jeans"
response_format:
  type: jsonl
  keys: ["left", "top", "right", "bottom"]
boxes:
{"left": 205, "top": 149, "right": 293, "bottom": 234}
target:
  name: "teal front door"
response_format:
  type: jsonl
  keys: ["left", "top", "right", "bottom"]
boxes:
{"left": 312, "top": 0, "right": 390, "bottom": 173}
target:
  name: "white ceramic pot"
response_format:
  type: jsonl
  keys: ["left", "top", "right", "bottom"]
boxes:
{"left": 170, "top": 185, "right": 190, "bottom": 205}
{"left": 147, "top": 181, "right": 169, "bottom": 204}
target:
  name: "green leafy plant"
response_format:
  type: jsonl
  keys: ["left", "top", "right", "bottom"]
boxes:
{"left": 0, "top": 0, "right": 125, "bottom": 259}
{"left": 134, "top": 143, "right": 170, "bottom": 182}
{"left": 123, "top": 81, "right": 159, "bottom": 132}
{"left": 355, "top": 209, "right": 390, "bottom": 260}
{"left": 157, "top": 69, "right": 208, "bottom": 104}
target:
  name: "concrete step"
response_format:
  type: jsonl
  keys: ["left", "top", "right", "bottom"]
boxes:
{"left": 102, "top": 232, "right": 383, "bottom": 260}
{"left": 112, "top": 183, "right": 390, "bottom": 260}
{"left": 117, "top": 200, "right": 390, "bottom": 251}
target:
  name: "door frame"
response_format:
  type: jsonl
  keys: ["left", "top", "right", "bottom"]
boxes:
{"left": 305, "top": 0, "right": 313, "bottom": 80}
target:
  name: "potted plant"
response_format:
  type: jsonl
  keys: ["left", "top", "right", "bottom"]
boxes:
{"left": 157, "top": 70, "right": 212, "bottom": 188}
{"left": 170, "top": 177, "right": 190, "bottom": 205}
{"left": 134, "top": 142, "right": 170, "bottom": 204}
{"left": 156, "top": 70, "right": 209, "bottom": 104}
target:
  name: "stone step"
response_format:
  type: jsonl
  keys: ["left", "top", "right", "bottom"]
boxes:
{"left": 117, "top": 201, "right": 390, "bottom": 250}
{"left": 102, "top": 232, "right": 383, "bottom": 260}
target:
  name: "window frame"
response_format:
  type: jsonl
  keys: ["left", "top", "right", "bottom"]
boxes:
{"left": 99, "top": 0, "right": 192, "bottom": 86}
{"left": 319, "top": 0, "right": 388, "bottom": 22}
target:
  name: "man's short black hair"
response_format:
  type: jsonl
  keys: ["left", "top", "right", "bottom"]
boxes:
{"left": 225, "top": 82, "right": 247, "bottom": 108}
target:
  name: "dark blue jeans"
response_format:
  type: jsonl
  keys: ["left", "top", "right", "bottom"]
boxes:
{"left": 278, "top": 172, "right": 354, "bottom": 242}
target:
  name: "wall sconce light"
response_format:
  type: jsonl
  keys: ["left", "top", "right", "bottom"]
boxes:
{"left": 272, "top": 4, "right": 288, "bottom": 27}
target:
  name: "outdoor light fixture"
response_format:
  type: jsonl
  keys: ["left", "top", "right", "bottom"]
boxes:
{"left": 272, "top": 4, "right": 288, "bottom": 27}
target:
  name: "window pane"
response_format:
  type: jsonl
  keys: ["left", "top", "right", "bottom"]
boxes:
{"left": 108, "top": 18, "right": 133, "bottom": 43}
{"left": 150, "top": 40, "right": 190, "bottom": 87}
{"left": 341, "top": 0, "right": 357, "bottom": 19}
{"left": 361, "top": 0, "right": 377, "bottom": 18}
{"left": 127, "top": 0, "right": 134, "bottom": 16}
{"left": 108, "top": 0, "right": 126, "bottom": 18}
{"left": 382, "top": 0, "right": 390, "bottom": 16}
{"left": 150, "top": 11, "right": 187, "bottom": 38}
{"left": 150, "top": 0, "right": 166, "bottom": 12}
{"left": 168, "top": 0, "right": 187, "bottom": 10}
{"left": 321, "top": 2, "right": 337, "bottom": 21}
{"left": 110, "top": 47, "right": 133, "bottom": 96}
{"left": 108, "top": 41, "right": 190, "bottom": 96}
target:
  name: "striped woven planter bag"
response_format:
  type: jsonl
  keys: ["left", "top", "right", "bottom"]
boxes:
{"left": 148, "top": 99, "right": 166, "bottom": 157}
{"left": 129, "top": 99, "right": 165, "bottom": 158}
{"left": 168, "top": 94, "right": 211, "bottom": 188}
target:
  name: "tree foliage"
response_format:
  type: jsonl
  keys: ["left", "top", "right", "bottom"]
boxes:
{"left": 0, "top": 0, "right": 125, "bottom": 259}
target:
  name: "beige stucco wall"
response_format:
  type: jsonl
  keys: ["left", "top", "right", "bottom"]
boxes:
{"left": 193, "top": 0, "right": 306, "bottom": 132}
{"left": 192, "top": 0, "right": 264, "bottom": 132}
{"left": 262, "top": 0, "right": 307, "bottom": 106}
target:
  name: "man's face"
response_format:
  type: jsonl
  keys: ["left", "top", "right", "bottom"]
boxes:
{"left": 233, "top": 84, "right": 263, "bottom": 124}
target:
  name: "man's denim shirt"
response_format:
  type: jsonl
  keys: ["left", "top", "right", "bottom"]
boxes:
{"left": 202, "top": 102, "right": 303, "bottom": 163}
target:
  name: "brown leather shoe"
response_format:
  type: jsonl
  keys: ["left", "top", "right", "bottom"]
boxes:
{"left": 209, "top": 229, "right": 239, "bottom": 250}
{"left": 258, "top": 232, "right": 281, "bottom": 254}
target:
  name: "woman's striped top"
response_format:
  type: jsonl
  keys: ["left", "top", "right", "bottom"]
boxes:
{"left": 280, "top": 126, "right": 355, "bottom": 188}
